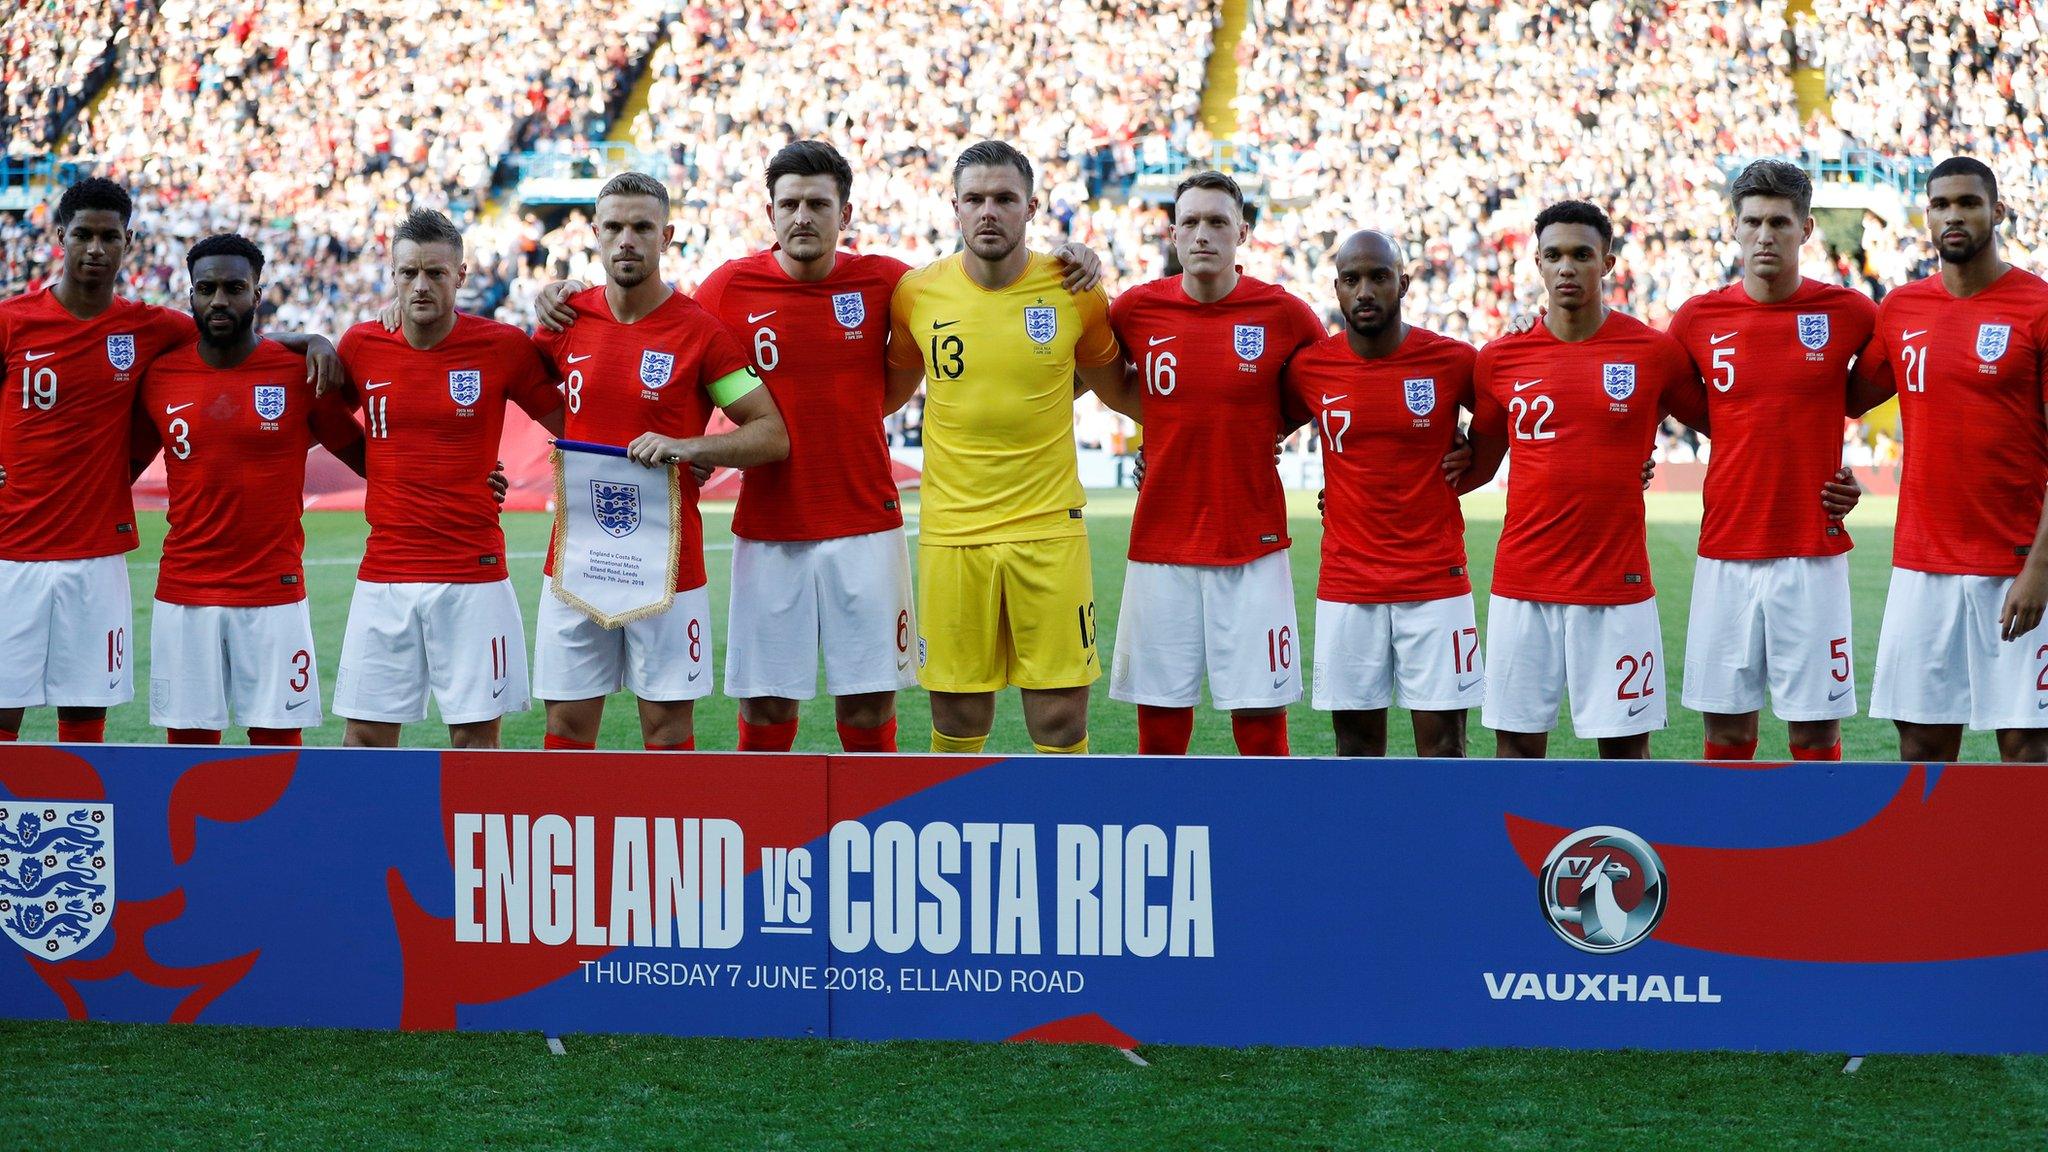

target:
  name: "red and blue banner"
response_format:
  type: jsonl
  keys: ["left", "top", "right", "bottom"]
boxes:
{"left": 1, "top": 746, "right": 2042, "bottom": 1052}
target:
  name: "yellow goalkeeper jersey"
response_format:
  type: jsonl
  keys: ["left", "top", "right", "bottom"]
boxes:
{"left": 888, "top": 252, "right": 1120, "bottom": 545}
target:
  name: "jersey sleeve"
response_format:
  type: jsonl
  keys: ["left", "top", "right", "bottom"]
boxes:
{"left": 505, "top": 341, "right": 565, "bottom": 421}
{"left": 886, "top": 278, "right": 923, "bottom": 372}
{"left": 697, "top": 320, "right": 757, "bottom": 406}
{"left": 147, "top": 304, "right": 198, "bottom": 356}
{"left": 1285, "top": 293, "right": 1325, "bottom": 354}
{"left": 1469, "top": 343, "right": 1506, "bottom": 437}
{"left": 1072, "top": 285, "right": 1121, "bottom": 368}
{"left": 529, "top": 324, "right": 564, "bottom": 378}
{"left": 1450, "top": 342, "right": 1480, "bottom": 414}
{"left": 127, "top": 387, "right": 162, "bottom": 472}
{"left": 693, "top": 262, "right": 733, "bottom": 322}
{"left": 334, "top": 326, "right": 367, "bottom": 410}
{"left": 2034, "top": 300, "right": 2048, "bottom": 406}
{"left": 1659, "top": 340, "right": 1710, "bottom": 431}
{"left": 308, "top": 390, "right": 366, "bottom": 457}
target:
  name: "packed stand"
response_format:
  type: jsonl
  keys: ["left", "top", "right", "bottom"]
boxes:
{"left": 4, "top": 0, "right": 666, "bottom": 328}
{"left": 1, "top": 1, "right": 130, "bottom": 157}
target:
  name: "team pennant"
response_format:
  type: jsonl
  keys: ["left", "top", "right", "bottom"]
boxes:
{"left": 549, "top": 440, "right": 683, "bottom": 628}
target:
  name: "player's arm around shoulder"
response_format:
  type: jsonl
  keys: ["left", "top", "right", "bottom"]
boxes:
{"left": 1071, "top": 282, "right": 1133, "bottom": 414}
{"left": 1459, "top": 341, "right": 1509, "bottom": 494}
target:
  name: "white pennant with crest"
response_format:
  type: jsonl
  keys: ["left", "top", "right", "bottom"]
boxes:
{"left": 549, "top": 440, "right": 682, "bottom": 629}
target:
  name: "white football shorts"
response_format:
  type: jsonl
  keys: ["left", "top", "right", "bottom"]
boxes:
{"left": 149, "top": 600, "right": 322, "bottom": 730}
{"left": 1682, "top": 554, "right": 1856, "bottom": 722}
{"left": 725, "top": 528, "right": 916, "bottom": 700}
{"left": 1482, "top": 595, "right": 1667, "bottom": 739}
{"left": 1870, "top": 567, "right": 2048, "bottom": 730}
{"left": 1311, "top": 594, "right": 1484, "bottom": 712}
{"left": 1109, "top": 551, "right": 1302, "bottom": 711}
{"left": 535, "top": 582, "right": 712, "bottom": 702}
{"left": 334, "top": 580, "right": 529, "bottom": 725}
{"left": 0, "top": 555, "right": 133, "bottom": 709}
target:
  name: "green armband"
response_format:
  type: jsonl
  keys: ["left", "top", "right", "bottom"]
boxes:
{"left": 709, "top": 366, "right": 762, "bottom": 407}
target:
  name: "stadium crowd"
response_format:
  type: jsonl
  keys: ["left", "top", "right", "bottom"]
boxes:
{"left": 0, "top": 1, "right": 128, "bottom": 156}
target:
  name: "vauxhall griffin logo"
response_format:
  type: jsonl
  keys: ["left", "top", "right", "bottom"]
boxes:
{"left": 1538, "top": 825, "right": 1665, "bottom": 954}
{"left": 0, "top": 803, "right": 115, "bottom": 961}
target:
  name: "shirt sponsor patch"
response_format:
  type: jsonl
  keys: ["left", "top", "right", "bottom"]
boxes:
{"left": 1623, "top": 573, "right": 1643, "bottom": 584}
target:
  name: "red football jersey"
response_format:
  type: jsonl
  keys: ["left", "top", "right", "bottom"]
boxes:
{"left": 1472, "top": 311, "right": 1691, "bottom": 605}
{"left": 1110, "top": 275, "right": 1324, "bottom": 565}
{"left": 1871, "top": 268, "right": 2048, "bottom": 577}
{"left": 137, "top": 340, "right": 364, "bottom": 606}
{"left": 0, "top": 289, "right": 193, "bottom": 560}
{"left": 1667, "top": 279, "right": 1877, "bottom": 561}
{"left": 696, "top": 249, "right": 909, "bottom": 542}
{"left": 531, "top": 286, "right": 753, "bottom": 591}
{"left": 1283, "top": 327, "right": 1476, "bottom": 603}
{"left": 338, "top": 314, "right": 562, "bottom": 583}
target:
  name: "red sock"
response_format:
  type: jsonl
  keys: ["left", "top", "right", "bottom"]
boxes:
{"left": 837, "top": 717, "right": 898, "bottom": 753}
{"left": 167, "top": 728, "right": 222, "bottom": 745}
{"left": 1231, "top": 712, "right": 1290, "bottom": 756}
{"left": 646, "top": 737, "right": 695, "bottom": 752}
{"left": 248, "top": 728, "right": 302, "bottom": 747}
{"left": 1137, "top": 705, "right": 1195, "bottom": 755}
{"left": 737, "top": 717, "right": 799, "bottom": 752}
{"left": 57, "top": 718, "right": 106, "bottom": 744}
{"left": 544, "top": 733, "right": 596, "bottom": 751}
{"left": 1704, "top": 739, "right": 1758, "bottom": 761}
{"left": 1791, "top": 742, "right": 1842, "bottom": 761}
{"left": 0, "top": 728, "right": 15, "bottom": 742}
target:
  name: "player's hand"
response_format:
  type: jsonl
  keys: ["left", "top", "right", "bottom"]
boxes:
{"left": 690, "top": 460, "right": 715, "bottom": 486}
{"left": 1641, "top": 457, "right": 1656, "bottom": 491}
{"left": 1317, "top": 488, "right": 1326, "bottom": 521}
{"left": 627, "top": 432, "right": 690, "bottom": 468}
{"left": 0, "top": 464, "right": 8, "bottom": 488}
{"left": 537, "top": 280, "right": 587, "bottom": 332}
{"left": 1441, "top": 430, "right": 1473, "bottom": 486}
{"left": 378, "top": 299, "right": 401, "bottom": 332}
{"left": 2000, "top": 561, "right": 2048, "bottom": 641}
{"left": 488, "top": 460, "right": 508, "bottom": 505}
{"left": 305, "top": 335, "right": 344, "bottom": 396}
{"left": 1130, "top": 447, "right": 1146, "bottom": 491}
{"left": 1507, "top": 311, "right": 1542, "bottom": 336}
{"left": 1821, "top": 466, "right": 1860, "bottom": 521}
{"left": 1051, "top": 243, "right": 1104, "bottom": 294}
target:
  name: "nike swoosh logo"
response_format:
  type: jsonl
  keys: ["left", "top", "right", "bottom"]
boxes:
{"left": 1512, "top": 379, "right": 1542, "bottom": 392}
{"left": 1709, "top": 332, "right": 1737, "bottom": 344}
{"left": 1320, "top": 393, "right": 1348, "bottom": 406}
{"left": 107, "top": 677, "right": 120, "bottom": 689}
{"left": 932, "top": 320, "right": 960, "bottom": 330}
{"left": 492, "top": 684, "right": 506, "bottom": 698}
{"left": 1457, "top": 676, "right": 1483, "bottom": 692}
{"left": 285, "top": 698, "right": 310, "bottom": 711}
{"left": 24, "top": 351, "right": 53, "bottom": 362}
{"left": 896, "top": 658, "right": 910, "bottom": 672}
{"left": 2038, "top": 698, "right": 2048, "bottom": 710}
{"left": 164, "top": 403, "right": 193, "bottom": 415}
{"left": 747, "top": 311, "right": 777, "bottom": 323}
{"left": 689, "top": 669, "right": 703, "bottom": 682}
{"left": 1148, "top": 335, "right": 1177, "bottom": 346}
{"left": 1902, "top": 329, "right": 1929, "bottom": 341}
{"left": 1272, "top": 676, "right": 1289, "bottom": 689}
{"left": 566, "top": 354, "right": 593, "bottom": 364}
{"left": 364, "top": 380, "right": 392, "bottom": 391}
{"left": 1827, "top": 686, "right": 1852, "bottom": 702}
{"left": 1627, "top": 701, "right": 1651, "bottom": 717}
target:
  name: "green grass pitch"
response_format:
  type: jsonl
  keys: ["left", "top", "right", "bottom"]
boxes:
{"left": 11, "top": 487, "right": 2010, "bottom": 761}
{"left": 6, "top": 490, "right": 2045, "bottom": 1146}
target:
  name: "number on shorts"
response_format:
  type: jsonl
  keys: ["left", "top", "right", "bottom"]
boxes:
{"left": 895, "top": 609, "right": 910, "bottom": 654}
{"left": 2036, "top": 645, "right": 2048, "bottom": 693}
{"left": 1830, "top": 637, "right": 1850, "bottom": 684}
{"left": 106, "top": 628, "right": 125, "bottom": 672}
{"left": 1450, "top": 627, "right": 1479, "bottom": 674}
{"left": 688, "top": 619, "right": 703, "bottom": 663}
{"left": 1614, "top": 651, "right": 1656, "bottom": 699}
{"left": 289, "top": 649, "right": 311, "bottom": 693}
{"left": 1267, "top": 626, "right": 1293, "bottom": 671}
{"left": 1076, "top": 602, "right": 1095, "bottom": 650}
{"left": 490, "top": 636, "right": 508, "bottom": 681}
